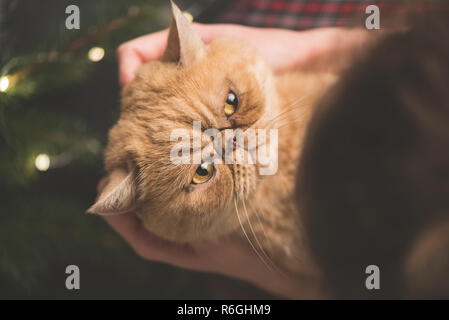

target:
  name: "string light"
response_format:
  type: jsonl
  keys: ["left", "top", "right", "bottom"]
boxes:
{"left": 0, "top": 76, "right": 9, "bottom": 92}
{"left": 35, "top": 154, "right": 50, "bottom": 171}
{"left": 182, "top": 11, "right": 194, "bottom": 22}
{"left": 88, "top": 47, "right": 105, "bottom": 62}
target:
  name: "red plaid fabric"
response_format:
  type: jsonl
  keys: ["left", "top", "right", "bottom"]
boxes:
{"left": 216, "top": 0, "right": 383, "bottom": 30}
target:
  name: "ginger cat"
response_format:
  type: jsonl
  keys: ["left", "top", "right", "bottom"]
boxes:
{"left": 89, "top": 2, "right": 335, "bottom": 283}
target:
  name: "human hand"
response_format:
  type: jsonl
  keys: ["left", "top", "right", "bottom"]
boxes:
{"left": 96, "top": 178, "right": 324, "bottom": 299}
{"left": 117, "top": 23, "right": 370, "bottom": 86}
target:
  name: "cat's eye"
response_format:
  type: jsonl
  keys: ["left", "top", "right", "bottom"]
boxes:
{"left": 224, "top": 91, "right": 238, "bottom": 117}
{"left": 192, "top": 162, "right": 214, "bottom": 185}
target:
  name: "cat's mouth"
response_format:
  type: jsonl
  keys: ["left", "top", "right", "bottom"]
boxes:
{"left": 232, "top": 162, "right": 257, "bottom": 201}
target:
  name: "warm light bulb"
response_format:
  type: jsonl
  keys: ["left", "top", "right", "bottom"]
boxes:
{"left": 35, "top": 154, "right": 50, "bottom": 171}
{"left": 182, "top": 11, "right": 194, "bottom": 22}
{"left": 0, "top": 76, "right": 9, "bottom": 92}
{"left": 88, "top": 47, "right": 105, "bottom": 62}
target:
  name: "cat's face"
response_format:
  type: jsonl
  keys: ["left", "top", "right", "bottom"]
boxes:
{"left": 88, "top": 3, "right": 278, "bottom": 242}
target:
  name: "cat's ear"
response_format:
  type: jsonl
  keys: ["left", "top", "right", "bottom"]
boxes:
{"left": 87, "top": 169, "right": 135, "bottom": 216}
{"left": 162, "top": 1, "right": 205, "bottom": 66}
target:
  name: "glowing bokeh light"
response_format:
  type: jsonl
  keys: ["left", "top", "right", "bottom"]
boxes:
{"left": 35, "top": 154, "right": 50, "bottom": 171}
{"left": 0, "top": 76, "right": 9, "bottom": 92}
{"left": 182, "top": 11, "right": 193, "bottom": 22}
{"left": 88, "top": 47, "right": 105, "bottom": 62}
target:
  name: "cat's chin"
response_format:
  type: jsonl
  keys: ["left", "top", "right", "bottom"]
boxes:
{"left": 135, "top": 206, "right": 241, "bottom": 244}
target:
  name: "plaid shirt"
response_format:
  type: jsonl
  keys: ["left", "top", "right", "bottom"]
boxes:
{"left": 213, "top": 0, "right": 383, "bottom": 30}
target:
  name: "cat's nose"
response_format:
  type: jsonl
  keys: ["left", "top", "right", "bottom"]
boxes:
{"left": 212, "top": 130, "right": 235, "bottom": 160}
{"left": 223, "top": 132, "right": 236, "bottom": 155}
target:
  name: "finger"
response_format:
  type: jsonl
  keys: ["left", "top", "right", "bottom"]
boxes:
{"left": 192, "top": 23, "right": 255, "bottom": 43}
{"left": 117, "top": 47, "right": 143, "bottom": 87}
{"left": 102, "top": 213, "right": 207, "bottom": 270}
{"left": 96, "top": 177, "right": 108, "bottom": 195}
{"left": 117, "top": 29, "right": 169, "bottom": 86}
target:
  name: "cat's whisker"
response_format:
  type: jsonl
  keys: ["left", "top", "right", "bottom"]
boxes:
{"left": 270, "top": 106, "right": 310, "bottom": 131}
{"left": 258, "top": 106, "right": 298, "bottom": 129}
{"left": 245, "top": 169, "right": 248, "bottom": 199}
{"left": 248, "top": 201, "right": 266, "bottom": 225}
{"left": 275, "top": 117, "right": 306, "bottom": 130}
{"left": 245, "top": 95, "right": 310, "bottom": 160}
{"left": 239, "top": 167, "right": 244, "bottom": 199}
{"left": 241, "top": 198, "right": 279, "bottom": 271}
{"left": 257, "top": 94, "right": 310, "bottom": 129}
{"left": 233, "top": 196, "right": 272, "bottom": 271}
{"left": 268, "top": 95, "right": 308, "bottom": 121}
